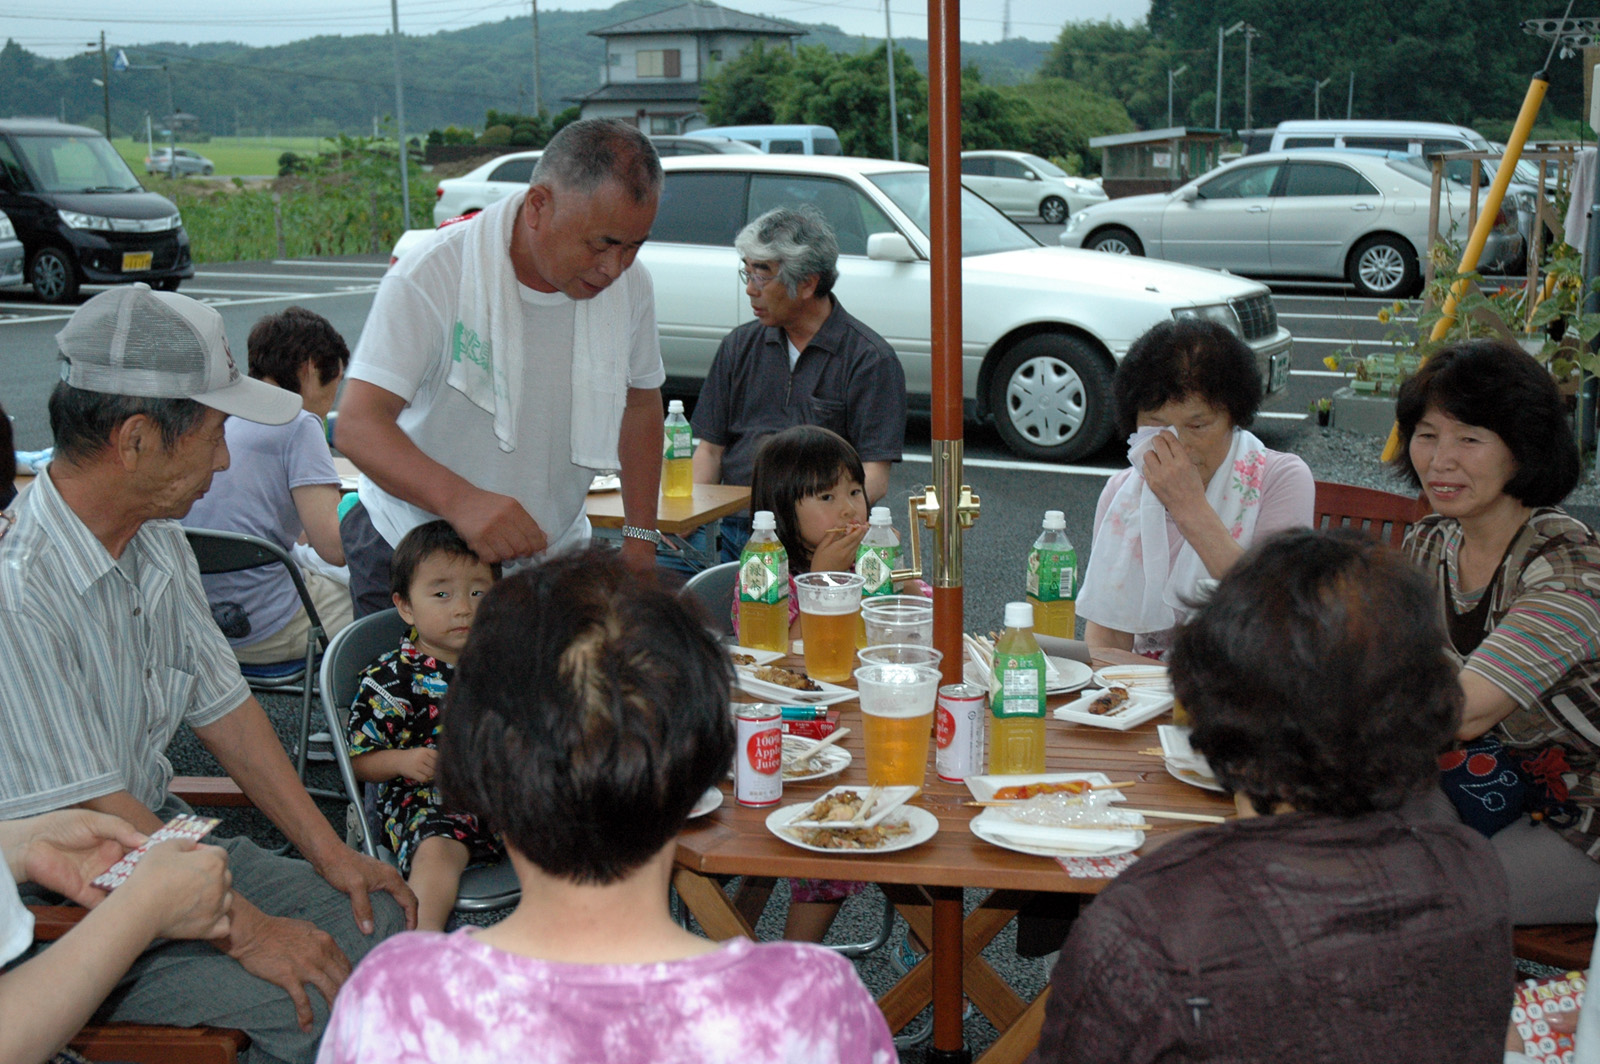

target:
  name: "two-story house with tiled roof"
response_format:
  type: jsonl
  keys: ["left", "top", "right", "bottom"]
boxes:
{"left": 572, "top": 1, "right": 804, "bottom": 133}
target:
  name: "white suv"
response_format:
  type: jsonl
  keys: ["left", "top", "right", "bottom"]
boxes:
{"left": 394, "top": 154, "right": 1292, "bottom": 461}
{"left": 431, "top": 151, "right": 541, "bottom": 226}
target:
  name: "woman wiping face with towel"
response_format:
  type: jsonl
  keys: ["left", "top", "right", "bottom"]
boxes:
{"left": 1077, "top": 320, "right": 1315, "bottom": 659}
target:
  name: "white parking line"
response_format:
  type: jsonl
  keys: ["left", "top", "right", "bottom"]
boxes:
{"left": 900, "top": 453, "right": 1117, "bottom": 477}
{"left": 1291, "top": 336, "right": 1405, "bottom": 346}
{"left": 1291, "top": 369, "right": 1350, "bottom": 378}
{"left": 270, "top": 260, "right": 386, "bottom": 269}
{"left": 1279, "top": 311, "right": 1416, "bottom": 323}
{"left": 1258, "top": 411, "right": 1309, "bottom": 420}
{"left": 194, "top": 271, "right": 390, "bottom": 283}
{"left": 0, "top": 286, "right": 374, "bottom": 326}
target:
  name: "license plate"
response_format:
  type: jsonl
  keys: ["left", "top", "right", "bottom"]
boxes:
{"left": 1268, "top": 353, "right": 1291, "bottom": 393}
{"left": 121, "top": 252, "right": 153, "bottom": 272}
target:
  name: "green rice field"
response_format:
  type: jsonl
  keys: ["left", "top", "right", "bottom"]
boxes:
{"left": 114, "top": 135, "right": 329, "bottom": 179}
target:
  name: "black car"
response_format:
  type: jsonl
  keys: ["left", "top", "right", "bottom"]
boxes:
{"left": 0, "top": 119, "right": 193, "bottom": 303}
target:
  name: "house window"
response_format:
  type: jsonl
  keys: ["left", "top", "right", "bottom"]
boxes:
{"left": 609, "top": 52, "right": 621, "bottom": 65}
{"left": 637, "top": 49, "right": 681, "bottom": 77}
{"left": 649, "top": 115, "right": 677, "bottom": 134}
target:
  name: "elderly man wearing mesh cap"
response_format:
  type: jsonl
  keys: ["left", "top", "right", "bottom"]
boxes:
{"left": 0, "top": 284, "right": 415, "bottom": 1063}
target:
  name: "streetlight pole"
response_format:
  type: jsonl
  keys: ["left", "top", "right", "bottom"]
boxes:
{"left": 531, "top": 0, "right": 544, "bottom": 115}
{"left": 884, "top": 0, "right": 899, "bottom": 161}
{"left": 1168, "top": 64, "right": 1188, "bottom": 128}
{"left": 1243, "top": 25, "right": 1260, "bottom": 132}
{"left": 1314, "top": 76, "right": 1332, "bottom": 120}
{"left": 1217, "top": 21, "right": 1244, "bottom": 128}
{"left": 390, "top": 0, "right": 411, "bottom": 225}
{"left": 88, "top": 32, "right": 111, "bottom": 137}
{"left": 1347, "top": 71, "right": 1355, "bottom": 118}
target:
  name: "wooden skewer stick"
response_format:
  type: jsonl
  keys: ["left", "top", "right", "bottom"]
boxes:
{"left": 1118, "top": 807, "right": 1228, "bottom": 824}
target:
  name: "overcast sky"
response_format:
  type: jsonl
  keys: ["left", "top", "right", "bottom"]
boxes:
{"left": 0, "top": 0, "right": 1150, "bottom": 59}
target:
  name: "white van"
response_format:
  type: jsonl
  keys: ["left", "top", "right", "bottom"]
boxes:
{"left": 685, "top": 124, "right": 843, "bottom": 156}
{"left": 1258, "top": 119, "right": 1492, "bottom": 158}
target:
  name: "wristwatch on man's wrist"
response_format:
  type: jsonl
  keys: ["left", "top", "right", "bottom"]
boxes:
{"left": 621, "top": 525, "right": 662, "bottom": 545}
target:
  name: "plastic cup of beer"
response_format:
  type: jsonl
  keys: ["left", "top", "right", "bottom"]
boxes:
{"left": 794, "top": 572, "right": 865, "bottom": 684}
{"left": 855, "top": 663, "right": 942, "bottom": 788}
{"left": 856, "top": 644, "right": 944, "bottom": 670}
{"left": 861, "top": 595, "right": 934, "bottom": 647}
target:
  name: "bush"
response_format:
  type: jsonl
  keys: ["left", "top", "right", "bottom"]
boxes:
{"left": 277, "top": 151, "right": 305, "bottom": 177}
{"left": 480, "top": 124, "right": 512, "bottom": 146}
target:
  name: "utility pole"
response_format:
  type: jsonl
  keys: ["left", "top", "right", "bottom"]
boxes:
{"left": 531, "top": 0, "right": 544, "bottom": 115}
{"left": 1314, "top": 76, "right": 1332, "bottom": 119}
{"left": 1218, "top": 21, "right": 1244, "bottom": 128}
{"left": 94, "top": 32, "right": 111, "bottom": 137}
{"left": 390, "top": 0, "right": 411, "bottom": 224}
{"left": 1347, "top": 71, "right": 1355, "bottom": 118}
{"left": 884, "top": 0, "right": 899, "bottom": 161}
{"left": 1168, "top": 64, "right": 1188, "bottom": 128}
{"left": 164, "top": 65, "right": 175, "bottom": 163}
{"left": 1243, "top": 25, "right": 1260, "bottom": 132}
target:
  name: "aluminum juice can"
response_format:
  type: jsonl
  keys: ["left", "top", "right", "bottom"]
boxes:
{"left": 734, "top": 703, "right": 784, "bottom": 807}
{"left": 936, "top": 683, "right": 987, "bottom": 783}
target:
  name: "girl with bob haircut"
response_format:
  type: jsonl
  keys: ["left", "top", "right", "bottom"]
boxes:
{"left": 1393, "top": 338, "right": 1600, "bottom": 924}
{"left": 1032, "top": 530, "right": 1511, "bottom": 1063}
{"left": 317, "top": 549, "right": 895, "bottom": 1064}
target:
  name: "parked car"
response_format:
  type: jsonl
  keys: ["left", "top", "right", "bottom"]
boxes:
{"left": 0, "top": 211, "right": 22, "bottom": 287}
{"left": 393, "top": 154, "right": 1292, "bottom": 462}
{"left": 684, "top": 125, "right": 842, "bottom": 156}
{"left": 960, "top": 150, "right": 1107, "bottom": 224}
{"left": 431, "top": 150, "right": 542, "bottom": 226}
{"left": 1061, "top": 149, "right": 1523, "bottom": 298}
{"left": 0, "top": 119, "right": 192, "bottom": 304}
{"left": 144, "top": 147, "right": 214, "bottom": 176}
{"left": 650, "top": 135, "right": 763, "bottom": 157}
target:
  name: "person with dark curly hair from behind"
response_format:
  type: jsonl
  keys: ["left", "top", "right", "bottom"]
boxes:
{"left": 1030, "top": 530, "right": 1511, "bottom": 1064}
{"left": 1392, "top": 338, "right": 1600, "bottom": 925}
{"left": 318, "top": 548, "right": 896, "bottom": 1064}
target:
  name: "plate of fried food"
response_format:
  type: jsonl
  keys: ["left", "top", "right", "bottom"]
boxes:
{"left": 723, "top": 644, "right": 787, "bottom": 668}
{"left": 766, "top": 798, "right": 938, "bottom": 854}
{"left": 964, "top": 771, "right": 1123, "bottom": 803}
{"left": 1053, "top": 684, "right": 1174, "bottom": 731}
{"left": 782, "top": 734, "right": 852, "bottom": 782}
{"left": 969, "top": 794, "right": 1145, "bottom": 858}
{"left": 734, "top": 663, "right": 857, "bottom": 706}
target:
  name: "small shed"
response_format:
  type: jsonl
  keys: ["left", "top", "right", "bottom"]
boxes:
{"left": 1090, "top": 127, "right": 1228, "bottom": 198}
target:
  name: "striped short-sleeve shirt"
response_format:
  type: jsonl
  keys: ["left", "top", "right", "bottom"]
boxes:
{"left": 1405, "top": 509, "right": 1600, "bottom": 858}
{"left": 0, "top": 468, "right": 249, "bottom": 818}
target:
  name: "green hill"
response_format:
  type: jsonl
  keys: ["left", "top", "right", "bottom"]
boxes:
{"left": 0, "top": 0, "right": 1051, "bottom": 139}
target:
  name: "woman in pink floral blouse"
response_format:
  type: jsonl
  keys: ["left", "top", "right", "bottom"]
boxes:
{"left": 1078, "top": 320, "right": 1314, "bottom": 658}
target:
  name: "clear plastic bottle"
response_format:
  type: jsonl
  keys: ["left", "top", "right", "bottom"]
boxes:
{"left": 1026, "top": 510, "right": 1077, "bottom": 639}
{"left": 738, "top": 510, "right": 790, "bottom": 653}
{"left": 854, "top": 506, "right": 901, "bottom": 647}
{"left": 662, "top": 399, "right": 693, "bottom": 498}
{"left": 988, "top": 602, "right": 1047, "bottom": 775}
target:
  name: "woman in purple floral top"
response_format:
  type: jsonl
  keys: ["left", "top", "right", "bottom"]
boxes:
{"left": 319, "top": 549, "right": 895, "bottom": 1064}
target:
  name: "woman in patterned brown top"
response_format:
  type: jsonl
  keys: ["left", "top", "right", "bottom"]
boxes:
{"left": 1394, "top": 338, "right": 1600, "bottom": 923}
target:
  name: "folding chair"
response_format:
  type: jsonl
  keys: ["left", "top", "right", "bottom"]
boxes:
{"left": 29, "top": 905, "right": 251, "bottom": 1064}
{"left": 1311, "top": 481, "right": 1430, "bottom": 549}
{"left": 680, "top": 560, "right": 739, "bottom": 638}
{"left": 184, "top": 528, "right": 338, "bottom": 801}
{"left": 317, "top": 608, "right": 519, "bottom": 912}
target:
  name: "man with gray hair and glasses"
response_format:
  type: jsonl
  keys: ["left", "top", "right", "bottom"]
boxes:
{"left": 690, "top": 204, "right": 906, "bottom": 562}
{"left": 0, "top": 284, "right": 414, "bottom": 1062}
{"left": 337, "top": 118, "right": 668, "bottom": 615}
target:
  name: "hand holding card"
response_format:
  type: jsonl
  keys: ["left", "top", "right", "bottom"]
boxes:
{"left": 91, "top": 813, "right": 220, "bottom": 892}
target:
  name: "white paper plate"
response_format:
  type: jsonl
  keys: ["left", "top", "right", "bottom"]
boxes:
{"left": 964, "top": 771, "right": 1120, "bottom": 804}
{"left": 589, "top": 473, "right": 621, "bottom": 493}
{"left": 734, "top": 667, "right": 857, "bottom": 706}
{"left": 969, "top": 808, "right": 1144, "bottom": 858}
{"left": 962, "top": 655, "right": 1092, "bottom": 695}
{"left": 1053, "top": 686, "right": 1174, "bottom": 731}
{"left": 723, "top": 643, "right": 786, "bottom": 667}
{"left": 782, "top": 735, "right": 853, "bottom": 782}
{"left": 1166, "top": 761, "right": 1226, "bottom": 792}
{"left": 1093, "top": 663, "right": 1171, "bottom": 691}
{"left": 766, "top": 803, "right": 938, "bottom": 854}
{"left": 688, "top": 786, "right": 724, "bottom": 818}
{"left": 789, "top": 785, "right": 920, "bottom": 829}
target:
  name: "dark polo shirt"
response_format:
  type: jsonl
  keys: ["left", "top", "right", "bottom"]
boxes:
{"left": 691, "top": 296, "right": 907, "bottom": 488}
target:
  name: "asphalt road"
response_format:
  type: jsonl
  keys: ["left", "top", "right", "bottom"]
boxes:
{"left": 0, "top": 230, "right": 1460, "bottom": 630}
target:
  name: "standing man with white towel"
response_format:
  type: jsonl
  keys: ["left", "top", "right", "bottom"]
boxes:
{"left": 336, "top": 119, "right": 666, "bottom": 615}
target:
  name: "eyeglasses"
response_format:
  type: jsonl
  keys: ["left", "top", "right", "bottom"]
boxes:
{"left": 738, "top": 266, "right": 779, "bottom": 287}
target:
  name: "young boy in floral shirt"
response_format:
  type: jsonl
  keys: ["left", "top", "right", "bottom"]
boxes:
{"left": 348, "top": 520, "right": 503, "bottom": 931}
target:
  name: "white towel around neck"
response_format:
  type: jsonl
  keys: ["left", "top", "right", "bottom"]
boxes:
{"left": 445, "top": 192, "right": 632, "bottom": 468}
{"left": 1077, "top": 425, "right": 1269, "bottom": 634}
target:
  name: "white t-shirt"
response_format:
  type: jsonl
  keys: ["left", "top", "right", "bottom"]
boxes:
{"left": 347, "top": 225, "right": 666, "bottom": 552}
{"left": 0, "top": 847, "right": 32, "bottom": 965}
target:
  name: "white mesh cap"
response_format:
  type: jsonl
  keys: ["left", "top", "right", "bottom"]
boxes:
{"left": 55, "top": 284, "right": 300, "bottom": 425}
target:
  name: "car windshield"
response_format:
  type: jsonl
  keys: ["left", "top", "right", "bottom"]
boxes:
{"left": 15, "top": 134, "right": 141, "bottom": 192}
{"left": 1022, "top": 154, "right": 1067, "bottom": 178}
{"left": 868, "top": 172, "right": 1039, "bottom": 257}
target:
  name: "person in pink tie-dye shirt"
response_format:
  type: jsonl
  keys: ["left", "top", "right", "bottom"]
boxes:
{"left": 317, "top": 548, "right": 895, "bottom": 1064}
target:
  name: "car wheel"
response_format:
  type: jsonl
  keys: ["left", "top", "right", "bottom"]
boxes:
{"left": 1039, "top": 196, "right": 1069, "bottom": 225}
{"left": 153, "top": 277, "right": 181, "bottom": 292}
{"left": 988, "top": 333, "right": 1116, "bottom": 462}
{"left": 1348, "top": 234, "right": 1419, "bottom": 298}
{"left": 201, "top": 165, "right": 213, "bottom": 175}
{"left": 29, "top": 247, "right": 79, "bottom": 305}
{"left": 1086, "top": 227, "right": 1144, "bottom": 256}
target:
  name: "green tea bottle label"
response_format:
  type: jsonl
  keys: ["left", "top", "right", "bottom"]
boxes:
{"left": 1027, "top": 548, "right": 1077, "bottom": 603}
{"left": 739, "top": 550, "right": 790, "bottom": 605}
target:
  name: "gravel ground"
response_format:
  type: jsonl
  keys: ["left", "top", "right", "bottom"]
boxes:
{"left": 164, "top": 421, "right": 1596, "bottom": 1058}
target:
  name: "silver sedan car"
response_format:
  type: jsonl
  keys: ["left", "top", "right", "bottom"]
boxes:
{"left": 1060, "top": 149, "right": 1523, "bottom": 298}
{"left": 0, "top": 211, "right": 21, "bottom": 287}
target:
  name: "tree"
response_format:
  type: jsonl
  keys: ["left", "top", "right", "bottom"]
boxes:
{"left": 1042, "top": 21, "right": 1175, "bottom": 131}
{"left": 701, "top": 40, "right": 794, "bottom": 127}
{"left": 778, "top": 44, "right": 928, "bottom": 160}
